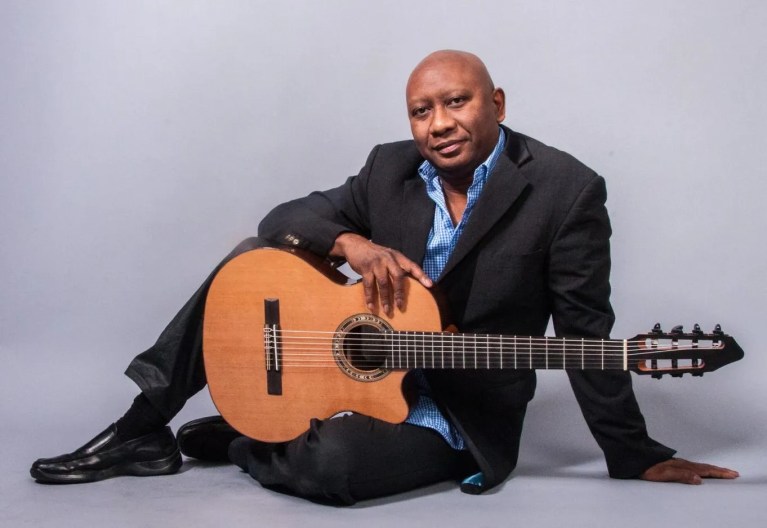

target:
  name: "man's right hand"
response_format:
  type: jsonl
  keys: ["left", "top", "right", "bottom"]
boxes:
{"left": 329, "top": 233, "right": 432, "bottom": 316}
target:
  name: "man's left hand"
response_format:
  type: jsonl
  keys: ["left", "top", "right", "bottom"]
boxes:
{"left": 640, "top": 457, "right": 739, "bottom": 484}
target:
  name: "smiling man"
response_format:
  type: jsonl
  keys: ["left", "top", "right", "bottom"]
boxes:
{"left": 31, "top": 50, "right": 737, "bottom": 504}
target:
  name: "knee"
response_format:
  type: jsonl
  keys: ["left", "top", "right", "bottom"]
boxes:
{"left": 295, "top": 433, "right": 355, "bottom": 504}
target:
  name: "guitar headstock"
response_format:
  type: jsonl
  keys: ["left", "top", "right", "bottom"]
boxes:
{"left": 628, "top": 323, "right": 744, "bottom": 378}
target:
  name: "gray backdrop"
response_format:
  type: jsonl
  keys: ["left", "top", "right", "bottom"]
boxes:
{"left": 1, "top": 1, "right": 765, "bottom": 526}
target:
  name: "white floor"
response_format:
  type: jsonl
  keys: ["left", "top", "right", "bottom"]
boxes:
{"left": 4, "top": 431, "right": 765, "bottom": 528}
{"left": 3, "top": 346, "right": 765, "bottom": 528}
{"left": 5, "top": 430, "right": 766, "bottom": 526}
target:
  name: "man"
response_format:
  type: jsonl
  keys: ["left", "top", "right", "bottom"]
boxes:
{"left": 31, "top": 50, "right": 737, "bottom": 504}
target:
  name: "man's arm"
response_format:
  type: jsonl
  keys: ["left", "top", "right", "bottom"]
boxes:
{"left": 258, "top": 145, "right": 431, "bottom": 316}
{"left": 549, "top": 176, "right": 738, "bottom": 483}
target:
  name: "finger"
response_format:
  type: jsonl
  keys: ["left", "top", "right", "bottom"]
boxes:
{"left": 374, "top": 264, "right": 393, "bottom": 316}
{"left": 670, "top": 459, "right": 739, "bottom": 479}
{"left": 642, "top": 466, "right": 702, "bottom": 485}
{"left": 700, "top": 467, "right": 740, "bottom": 479}
{"left": 361, "top": 272, "right": 377, "bottom": 312}
{"left": 396, "top": 255, "right": 433, "bottom": 288}
{"left": 672, "top": 469, "right": 703, "bottom": 485}
{"left": 389, "top": 265, "right": 408, "bottom": 311}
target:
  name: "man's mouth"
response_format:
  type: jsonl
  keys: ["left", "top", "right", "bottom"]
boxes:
{"left": 433, "top": 140, "right": 465, "bottom": 155}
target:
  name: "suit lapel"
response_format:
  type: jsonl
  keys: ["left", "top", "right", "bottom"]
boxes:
{"left": 438, "top": 131, "right": 532, "bottom": 279}
{"left": 400, "top": 176, "right": 434, "bottom": 264}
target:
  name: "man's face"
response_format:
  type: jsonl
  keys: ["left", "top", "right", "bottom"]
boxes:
{"left": 406, "top": 58, "right": 505, "bottom": 182}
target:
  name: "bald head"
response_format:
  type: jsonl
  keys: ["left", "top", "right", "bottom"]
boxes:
{"left": 407, "top": 50, "right": 496, "bottom": 96}
{"left": 404, "top": 50, "right": 505, "bottom": 183}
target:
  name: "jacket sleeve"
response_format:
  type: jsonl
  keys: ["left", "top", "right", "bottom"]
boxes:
{"left": 548, "top": 175, "right": 676, "bottom": 478}
{"left": 257, "top": 146, "right": 380, "bottom": 256}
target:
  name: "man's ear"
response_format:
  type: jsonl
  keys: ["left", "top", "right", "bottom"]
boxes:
{"left": 493, "top": 87, "right": 506, "bottom": 123}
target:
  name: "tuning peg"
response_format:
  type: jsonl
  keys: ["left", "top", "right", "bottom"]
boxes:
{"left": 692, "top": 324, "right": 703, "bottom": 335}
{"left": 713, "top": 324, "right": 724, "bottom": 336}
{"left": 652, "top": 373, "right": 663, "bottom": 379}
{"left": 692, "top": 371, "right": 704, "bottom": 377}
{"left": 671, "top": 372, "right": 684, "bottom": 378}
{"left": 651, "top": 323, "right": 663, "bottom": 334}
{"left": 671, "top": 325, "right": 684, "bottom": 334}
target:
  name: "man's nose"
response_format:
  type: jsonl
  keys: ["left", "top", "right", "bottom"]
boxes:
{"left": 430, "top": 106, "right": 456, "bottom": 135}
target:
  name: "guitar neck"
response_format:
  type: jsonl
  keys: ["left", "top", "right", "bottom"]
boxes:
{"left": 382, "top": 331, "right": 629, "bottom": 371}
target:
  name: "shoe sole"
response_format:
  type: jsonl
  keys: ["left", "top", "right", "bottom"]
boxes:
{"left": 30, "top": 449, "right": 182, "bottom": 484}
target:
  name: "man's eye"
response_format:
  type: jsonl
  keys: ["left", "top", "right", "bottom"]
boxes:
{"left": 411, "top": 107, "right": 429, "bottom": 117}
{"left": 447, "top": 97, "right": 466, "bottom": 106}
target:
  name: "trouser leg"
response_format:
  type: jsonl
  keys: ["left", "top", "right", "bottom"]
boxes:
{"left": 229, "top": 414, "right": 479, "bottom": 506}
{"left": 124, "top": 237, "right": 271, "bottom": 420}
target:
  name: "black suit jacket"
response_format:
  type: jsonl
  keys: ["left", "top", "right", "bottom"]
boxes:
{"left": 258, "top": 126, "right": 675, "bottom": 491}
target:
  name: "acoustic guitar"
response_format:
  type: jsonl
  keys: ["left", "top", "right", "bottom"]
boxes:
{"left": 202, "top": 246, "right": 744, "bottom": 442}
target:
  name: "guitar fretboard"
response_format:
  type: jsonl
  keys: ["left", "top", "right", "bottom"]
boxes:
{"left": 379, "top": 331, "right": 629, "bottom": 371}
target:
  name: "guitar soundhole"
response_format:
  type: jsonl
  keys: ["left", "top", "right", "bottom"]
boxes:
{"left": 344, "top": 325, "right": 387, "bottom": 371}
{"left": 333, "top": 314, "right": 393, "bottom": 382}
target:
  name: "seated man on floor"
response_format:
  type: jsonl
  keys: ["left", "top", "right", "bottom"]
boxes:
{"left": 31, "top": 50, "right": 738, "bottom": 504}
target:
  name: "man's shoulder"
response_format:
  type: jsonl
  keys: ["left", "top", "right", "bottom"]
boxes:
{"left": 361, "top": 139, "right": 423, "bottom": 176}
{"left": 374, "top": 139, "right": 420, "bottom": 158}
{"left": 510, "top": 129, "right": 596, "bottom": 174}
{"left": 506, "top": 128, "right": 602, "bottom": 191}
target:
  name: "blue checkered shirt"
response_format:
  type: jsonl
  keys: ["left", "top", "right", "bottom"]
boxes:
{"left": 404, "top": 128, "right": 506, "bottom": 449}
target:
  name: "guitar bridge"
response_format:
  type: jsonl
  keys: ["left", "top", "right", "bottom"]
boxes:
{"left": 264, "top": 298, "right": 283, "bottom": 395}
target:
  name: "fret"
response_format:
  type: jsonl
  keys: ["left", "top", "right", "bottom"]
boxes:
{"left": 418, "top": 332, "right": 422, "bottom": 368}
{"left": 473, "top": 334, "right": 478, "bottom": 369}
{"left": 384, "top": 331, "right": 390, "bottom": 369}
{"left": 623, "top": 339, "right": 628, "bottom": 371}
{"left": 562, "top": 337, "right": 566, "bottom": 369}
{"left": 451, "top": 333, "right": 455, "bottom": 369}
{"left": 486, "top": 334, "right": 490, "bottom": 369}
{"left": 581, "top": 338, "right": 584, "bottom": 369}
{"left": 513, "top": 336, "right": 517, "bottom": 369}
{"left": 550, "top": 336, "right": 564, "bottom": 370}
{"left": 430, "top": 332, "right": 435, "bottom": 369}
{"left": 500, "top": 335, "right": 504, "bottom": 369}
{"left": 545, "top": 337, "right": 549, "bottom": 369}
{"left": 413, "top": 331, "right": 417, "bottom": 368}
{"left": 402, "top": 331, "right": 410, "bottom": 369}
{"left": 462, "top": 334, "right": 466, "bottom": 369}
{"left": 405, "top": 331, "right": 410, "bottom": 369}
{"left": 414, "top": 331, "right": 419, "bottom": 368}
{"left": 528, "top": 336, "right": 533, "bottom": 369}
{"left": 427, "top": 332, "right": 433, "bottom": 369}
{"left": 418, "top": 331, "right": 423, "bottom": 368}
{"left": 402, "top": 331, "right": 406, "bottom": 369}
{"left": 440, "top": 332, "right": 444, "bottom": 368}
{"left": 600, "top": 339, "right": 604, "bottom": 370}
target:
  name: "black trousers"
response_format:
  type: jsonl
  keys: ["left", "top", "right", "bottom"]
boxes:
{"left": 125, "top": 237, "right": 481, "bottom": 504}
{"left": 230, "top": 414, "right": 478, "bottom": 505}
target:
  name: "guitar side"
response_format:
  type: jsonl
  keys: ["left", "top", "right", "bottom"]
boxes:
{"left": 202, "top": 247, "right": 443, "bottom": 442}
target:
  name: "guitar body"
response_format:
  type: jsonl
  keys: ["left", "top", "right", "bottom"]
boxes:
{"left": 202, "top": 247, "right": 443, "bottom": 442}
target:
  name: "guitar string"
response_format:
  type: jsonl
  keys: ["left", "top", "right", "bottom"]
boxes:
{"left": 265, "top": 334, "right": 718, "bottom": 355}
{"left": 255, "top": 330, "right": 717, "bottom": 368}
{"left": 264, "top": 345, "right": 712, "bottom": 368}
{"left": 268, "top": 328, "right": 717, "bottom": 349}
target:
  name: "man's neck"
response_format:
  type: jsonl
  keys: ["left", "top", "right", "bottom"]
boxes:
{"left": 440, "top": 175, "right": 472, "bottom": 225}
{"left": 439, "top": 172, "right": 474, "bottom": 195}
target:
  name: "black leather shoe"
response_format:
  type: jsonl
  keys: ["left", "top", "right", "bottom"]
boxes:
{"left": 177, "top": 416, "right": 243, "bottom": 462}
{"left": 30, "top": 424, "right": 181, "bottom": 484}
